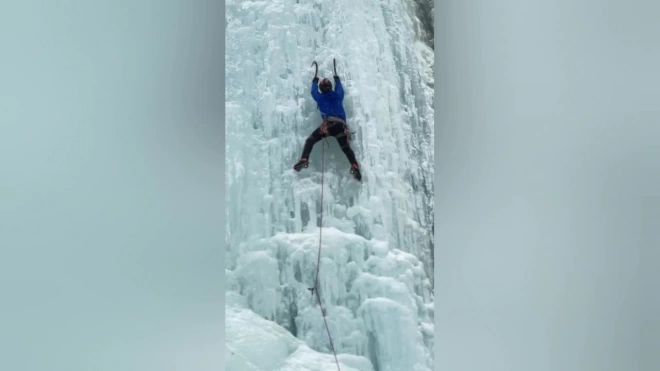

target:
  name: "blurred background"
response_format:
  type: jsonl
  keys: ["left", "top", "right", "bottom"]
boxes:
{"left": 0, "top": 1, "right": 224, "bottom": 370}
{"left": 436, "top": 1, "right": 659, "bottom": 370}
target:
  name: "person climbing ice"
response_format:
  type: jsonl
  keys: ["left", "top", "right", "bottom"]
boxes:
{"left": 293, "top": 59, "right": 362, "bottom": 181}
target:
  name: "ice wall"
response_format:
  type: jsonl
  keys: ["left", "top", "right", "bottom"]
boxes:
{"left": 226, "top": 0, "right": 434, "bottom": 370}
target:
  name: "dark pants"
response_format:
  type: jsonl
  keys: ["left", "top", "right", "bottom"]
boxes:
{"left": 301, "top": 118, "right": 358, "bottom": 165}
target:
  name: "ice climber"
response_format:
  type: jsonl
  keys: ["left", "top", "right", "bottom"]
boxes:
{"left": 293, "top": 60, "right": 362, "bottom": 181}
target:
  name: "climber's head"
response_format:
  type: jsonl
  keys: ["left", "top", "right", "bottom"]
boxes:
{"left": 319, "top": 78, "right": 332, "bottom": 93}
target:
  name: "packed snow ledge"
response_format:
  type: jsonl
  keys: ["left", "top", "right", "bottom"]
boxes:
{"left": 226, "top": 228, "right": 434, "bottom": 371}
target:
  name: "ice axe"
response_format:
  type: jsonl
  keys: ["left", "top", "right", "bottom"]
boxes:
{"left": 311, "top": 59, "right": 338, "bottom": 77}
{"left": 311, "top": 61, "right": 318, "bottom": 78}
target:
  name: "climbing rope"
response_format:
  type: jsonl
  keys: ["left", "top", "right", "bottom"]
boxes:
{"left": 308, "top": 138, "right": 341, "bottom": 371}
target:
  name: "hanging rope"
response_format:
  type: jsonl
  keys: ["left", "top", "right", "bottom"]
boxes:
{"left": 308, "top": 138, "right": 341, "bottom": 371}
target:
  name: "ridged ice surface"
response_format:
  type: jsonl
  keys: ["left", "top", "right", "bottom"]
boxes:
{"left": 226, "top": 0, "right": 434, "bottom": 370}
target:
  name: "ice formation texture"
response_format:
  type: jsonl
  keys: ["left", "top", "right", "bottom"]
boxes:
{"left": 226, "top": 0, "right": 434, "bottom": 370}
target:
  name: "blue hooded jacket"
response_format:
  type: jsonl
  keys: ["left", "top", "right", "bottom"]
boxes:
{"left": 311, "top": 76, "right": 346, "bottom": 121}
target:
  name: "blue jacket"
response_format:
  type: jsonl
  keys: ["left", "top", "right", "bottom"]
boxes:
{"left": 311, "top": 77, "right": 346, "bottom": 121}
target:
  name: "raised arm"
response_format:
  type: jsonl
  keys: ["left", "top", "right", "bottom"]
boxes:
{"left": 311, "top": 77, "right": 321, "bottom": 101}
{"left": 333, "top": 75, "right": 344, "bottom": 100}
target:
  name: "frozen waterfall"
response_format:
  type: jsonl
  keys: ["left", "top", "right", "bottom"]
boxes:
{"left": 226, "top": 0, "right": 434, "bottom": 370}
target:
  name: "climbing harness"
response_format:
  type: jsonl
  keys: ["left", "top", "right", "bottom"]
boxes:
{"left": 320, "top": 117, "right": 355, "bottom": 143}
{"left": 307, "top": 138, "right": 342, "bottom": 371}
{"left": 320, "top": 120, "right": 329, "bottom": 136}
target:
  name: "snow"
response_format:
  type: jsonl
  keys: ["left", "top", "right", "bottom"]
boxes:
{"left": 226, "top": 0, "right": 434, "bottom": 369}
{"left": 228, "top": 228, "right": 433, "bottom": 370}
{"left": 226, "top": 290, "right": 372, "bottom": 371}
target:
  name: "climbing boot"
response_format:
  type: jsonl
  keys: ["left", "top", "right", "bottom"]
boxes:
{"left": 350, "top": 163, "right": 362, "bottom": 181}
{"left": 294, "top": 158, "right": 309, "bottom": 172}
